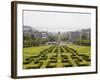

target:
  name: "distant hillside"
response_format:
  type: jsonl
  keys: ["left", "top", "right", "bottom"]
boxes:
{"left": 23, "top": 25, "right": 38, "bottom": 34}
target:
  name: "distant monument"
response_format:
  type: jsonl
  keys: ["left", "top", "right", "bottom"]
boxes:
{"left": 58, "top": 32, "right": 61, "bottom": 44}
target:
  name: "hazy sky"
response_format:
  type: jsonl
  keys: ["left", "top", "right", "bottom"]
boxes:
{"left": 23, "top": 10, "right": 91, "bottom": 32}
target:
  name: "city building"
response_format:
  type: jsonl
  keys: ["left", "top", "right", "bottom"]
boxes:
{"left": 67, "top": 31, "right": 81, "bottom": 42}
{"left": 67, "top": 28, "right": 91, "bottom": 42}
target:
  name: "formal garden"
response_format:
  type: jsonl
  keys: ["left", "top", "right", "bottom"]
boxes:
{"left": 23, "top": 44, "right": 90, "bottom": 69}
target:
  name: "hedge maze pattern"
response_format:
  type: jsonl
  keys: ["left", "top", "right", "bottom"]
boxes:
{"left": 23, "top": 45, "right": 90, "bottom": 69}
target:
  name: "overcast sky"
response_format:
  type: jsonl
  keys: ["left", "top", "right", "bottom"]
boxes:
{"left": 23, "top": 10, "right": 91, "bottom": 32}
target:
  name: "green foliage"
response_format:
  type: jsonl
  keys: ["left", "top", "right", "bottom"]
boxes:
{"left": 81, "top": 33, "right": 87, "bottom": 40}
{"left": 74, "top": 39, "right": 91, "bottom": 46}
{"left": 23, "top": 44, "right": 90, "bottom": 69}
{"left": 23, "top": 36, "right": 48, "bottom": 47}
{"left": 23, "top": 35, "right": 30, "bottom": 40}
{"left": 48, "top": 35, "right": 57, "bottom": 42}
{"left": 61, "top": 36, "right": 69, "bottom": 42}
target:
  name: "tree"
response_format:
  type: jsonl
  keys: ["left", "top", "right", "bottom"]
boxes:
{"left": 81, "top": 33, "right": 87, "bottom": 40}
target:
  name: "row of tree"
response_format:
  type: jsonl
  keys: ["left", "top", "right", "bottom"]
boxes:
{"left": 23, "top": 31, "right": 91, "bottom": 47}
{"left": 73, "top": 34, "right": 91, "bottom": 46}
{"left": 23, "top": 34, "right": 48, "bottom": 47}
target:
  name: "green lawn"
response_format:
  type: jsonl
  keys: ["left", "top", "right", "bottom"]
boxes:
{"left": 67, "top": 44, "right": 91, "bottom": 56}
{"left": 23, "top": 45, "right": 52, "bottom": 68}
{"left": 23, "top": 45, "right": 52, "bottom": 56}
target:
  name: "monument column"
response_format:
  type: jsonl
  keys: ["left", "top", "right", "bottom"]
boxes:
{"left": 58, "top": 32, "right": 60, "bottom": 44}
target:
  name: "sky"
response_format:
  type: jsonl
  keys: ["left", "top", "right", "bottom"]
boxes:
{"left": 23, "top": 10, "right": 91, "bottom": 33}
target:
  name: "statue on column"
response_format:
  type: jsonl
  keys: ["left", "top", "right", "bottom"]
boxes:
{"left": 58, "top": 32, "right": 60, "bottom": 44}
